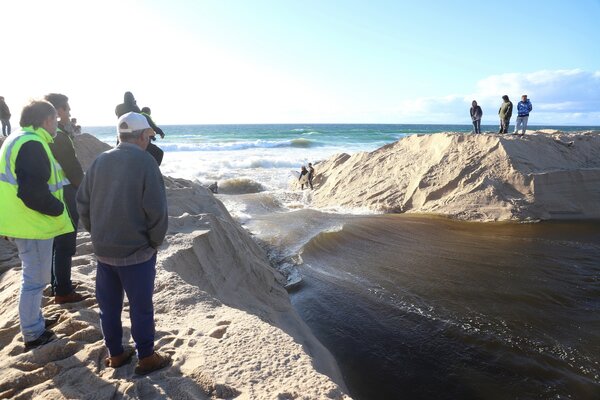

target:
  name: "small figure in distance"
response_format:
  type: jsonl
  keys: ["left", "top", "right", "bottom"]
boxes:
{"left": 207, "top": 181, "right": 218, "bottom": 194}
{"left": 139, "top": 107, "right": 165, "bottom": 166}
{"left": 0, "top": 96, "right": 11, "bottom": 136}
{"left": 307, "top": 162, "right": 315, "bottom": 190}
{"left": 498, "top": 95, "right": 513, "bottom": 134}
{"left": 514, "top": 94, "right": 532, "bottom": 136}
{"left": 115, "top": 91, "right": 141, "bottom": 117}
{"left": 77, "top": 112, "right": 170, "bottom": 374}
{"left": 299, "top": 165, "right": 309, "bottom": 190}
{"left": 470, "top": 100, "right": 483, "bottom": 134}
{"left": 71, "top": 118, "right": 82, "bottom": 135}
{"left": 140, "top": 107, "right": 165, "bottom": 139}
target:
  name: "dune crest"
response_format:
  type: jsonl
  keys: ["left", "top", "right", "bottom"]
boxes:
{"left": 0, "top": 134, "right": 349, "bottom": 399}
{"left": 310, "top": 131, "right": 600, "bottom": 221}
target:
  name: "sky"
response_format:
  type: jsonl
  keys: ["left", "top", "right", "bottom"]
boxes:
{"left": 2, "top": 0, "right": 600, "bottom": 126}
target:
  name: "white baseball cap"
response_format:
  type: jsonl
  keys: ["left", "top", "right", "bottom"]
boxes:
{"left": 117, "top": 112, "right": 151, "bottom": 134}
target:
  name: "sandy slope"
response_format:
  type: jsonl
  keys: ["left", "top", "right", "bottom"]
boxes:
{"left": 308, "top": 131, "right": 600, "bottom": 221}
{"left": 0, "top": 134, "right": 349, "bottom": 400}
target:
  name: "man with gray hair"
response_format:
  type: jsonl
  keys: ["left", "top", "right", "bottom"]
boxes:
{"left": 0, "top": 100, "right": 73, "bottom": 350}
{"left": 77, "top": 112, "right": 170, "bottom": 374}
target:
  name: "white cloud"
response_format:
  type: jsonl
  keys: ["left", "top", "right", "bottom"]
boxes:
{"left": 394, "top": 69, "right": 600, "bottom": 125}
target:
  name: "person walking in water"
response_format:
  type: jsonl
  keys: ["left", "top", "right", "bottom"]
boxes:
{"left": 77, "top": 112, "right": 170, "bottom": 374}
{"left": 470, "top": 100, "right": 483, "bottom": 134}
{"left": 307, "top": 162, "right": 315, "bottom": 190}
{"left": 299, "top": 165, "right": 310, "bottom": 190}
{"left": 0, "top": 96, "right": 11, "bottom": 136}
{"left": 514, "top": 94, "right": 532, "bottom": 136}
{"left": 498, "top": 95, "right": 513, "bottom": 134}
{"left": 0, "top": 100, "right": 74, "bottom": 350}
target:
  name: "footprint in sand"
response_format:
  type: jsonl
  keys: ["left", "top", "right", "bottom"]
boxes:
{"left": 209, "top": 320, "right": 231, "bottom": 339}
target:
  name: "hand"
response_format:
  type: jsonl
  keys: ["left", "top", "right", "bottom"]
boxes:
{"left": 160, "top": 133, "right": 165, "bottom": 139}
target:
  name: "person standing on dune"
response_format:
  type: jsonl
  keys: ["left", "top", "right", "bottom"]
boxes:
{"left": 470, "top": 100, "right": 483, "bottom": 134}
{"left": 498, "top": 95, "right": 513, "bottom": 134}
{"left": 514, "top": 94, "right": 532, "bottom": 136}
{"left": 77, "top": 112, "right": 170, "bottom": 374}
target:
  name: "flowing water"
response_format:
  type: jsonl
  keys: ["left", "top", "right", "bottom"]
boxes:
{"left": 84, "top": 124, "right": 600, "bottom": 399}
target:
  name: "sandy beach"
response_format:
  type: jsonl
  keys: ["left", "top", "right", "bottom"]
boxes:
{"left": 1, "top": 129, "right": 599, "bottom": 399}
{"left": 0, "top": 134, "right": 349, "bottom": 400}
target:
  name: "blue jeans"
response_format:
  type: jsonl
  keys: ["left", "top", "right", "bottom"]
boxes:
{"left": 14, "top": 238, "right": 54, "bottom": 342}
{"left": 96, "top": 254, "right": 157, "bottom": 358}
{"left": 514, "top": 116, "right": 529, "bottom": 134}
{"left": 472, "top": 119, "right": 481, "bottom": 134}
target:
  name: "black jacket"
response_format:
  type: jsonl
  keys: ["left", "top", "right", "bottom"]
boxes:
{"left": 15, "top": 141, "right": 64, "bottom": 216}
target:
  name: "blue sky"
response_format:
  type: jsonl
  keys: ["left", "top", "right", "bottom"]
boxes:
{"left": 3, "top": 0, "right": 600, "bottom": 125}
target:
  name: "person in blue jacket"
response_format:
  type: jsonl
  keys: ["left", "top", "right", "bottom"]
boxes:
{"left": 514, "top": 95, "right": 533, "bottom": 136}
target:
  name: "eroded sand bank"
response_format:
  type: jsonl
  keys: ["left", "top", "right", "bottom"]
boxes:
{"left": 307, "top": 131, "right": 600, "bottom": 221}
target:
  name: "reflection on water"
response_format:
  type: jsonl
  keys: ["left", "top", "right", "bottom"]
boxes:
{"left": 249, "top": 212, "right": 600, "bottom": 399}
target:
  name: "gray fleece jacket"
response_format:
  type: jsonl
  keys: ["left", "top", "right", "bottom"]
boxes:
{"left": 76, "top": 142, "right": 168, "bottom": 258}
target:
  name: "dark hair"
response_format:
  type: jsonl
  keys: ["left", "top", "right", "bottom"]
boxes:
{"left": 20, "top": 100, "right": 56, "bottom": 129}
{"left": 141, "top": 106, "right": 151, "bottom": 114}
{"left": 44, "top": 93, "right": 69, "bottom": 111}
{"left": 124, "top": 91, "right": 136, "bottom": 104}
{"left": 502, "top": 95, "right": 509, "bottom": 101}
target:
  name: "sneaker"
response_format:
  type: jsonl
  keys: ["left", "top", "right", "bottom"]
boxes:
{"left": 24, "top": 329, "right": 56, "bottom": 351}
{"left": 55, "top": 291, "right": 87, "bottom": 305}
{"left": 134, "top": 351, "right": 171, "bottom": 375}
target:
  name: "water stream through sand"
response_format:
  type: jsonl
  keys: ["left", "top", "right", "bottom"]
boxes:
{"left": 243, "top": 211, "right": 600, "bottom": 399}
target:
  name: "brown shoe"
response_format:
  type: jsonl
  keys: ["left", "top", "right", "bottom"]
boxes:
{"left": 54, "top": 291, "right": 87, "bottom": 304}
{"left": 105, "top": 347, "right": 135, "bottom": 368}
{"left": 134, "top": 351, "right": 171, "bottom": 375}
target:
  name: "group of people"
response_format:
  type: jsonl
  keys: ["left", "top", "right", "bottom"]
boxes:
{"left": 298, "top": 163, "right": 315, "bottom": 190}
{"left": 0, "top": 93, "right": 170, "bottom": 375}
{"left": 1, "top": 96, "right": 83, "bottom": 138}
{"left": 115, "top": 91, "right": 166, "bottom": 165}
{"left": 470, "top": 95, "right": 533, "bottom": 135}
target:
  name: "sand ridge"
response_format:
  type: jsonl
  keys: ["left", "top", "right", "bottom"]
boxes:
{"left": 0, "top": 134, "right": 349, "bottom": 400}
{"left": 308, "top": 131, "right": 600, "bottom": 221}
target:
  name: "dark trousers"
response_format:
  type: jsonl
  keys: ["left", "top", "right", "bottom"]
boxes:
{"left": 472, "top": 119, "right": 481, "bottom": 134}
{"left": 146, "top": 142, "right": 164, "bottom": 166}
{"left": 96, "top": 253, "right": 157, "bottom": 358}
{"left": 499, "top": 118, "right": 510, "bottom": 133}
{"left": 52, "top": 185, "right": 78, "bottom": 296}
{"left": 1, "top": 119, "right": 10, "bottom": 136}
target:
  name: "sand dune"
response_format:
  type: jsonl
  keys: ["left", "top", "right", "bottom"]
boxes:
{"left": 0, "top": 134, "right": 349, "bottom": 399}
{"left": 309, "top": 131, "right": 600, "bottom": 221}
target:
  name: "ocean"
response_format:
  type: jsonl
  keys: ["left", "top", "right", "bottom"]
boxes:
{"left": 85, "top": 124, "right": 600, "bottom": 399}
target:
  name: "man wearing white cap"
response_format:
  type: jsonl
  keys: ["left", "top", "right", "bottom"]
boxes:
{"left": 77, "top": 112, "right": 170, "bottom": 374}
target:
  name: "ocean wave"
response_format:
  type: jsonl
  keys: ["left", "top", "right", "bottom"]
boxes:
{"left": 158, "top": 138, "right": 321, "bottom": 152}
{"left": 218, "top": 178, "right": 266, "bottom": 195}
